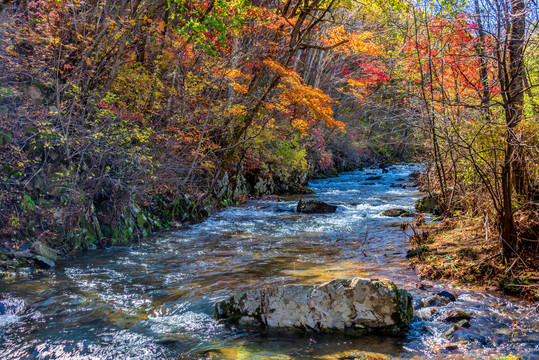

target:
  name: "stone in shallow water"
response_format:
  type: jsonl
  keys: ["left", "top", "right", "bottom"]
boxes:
{"left": 437, "top": 290, "right": 457, "bottom": 302}
{"left": 414, "top": 307, "right": 437, "bottom": 321}
{"left": 419, "top": 295, "right": 450, "bottom": 308}
{"left": 297, "top": 199, "right": 337, "bottom": 214}
{"left": 215, "top": 278, "right": 413, "bottom": 334}
{"left": 441, "top": 310, "right": 472, "bottom": 323}
{"left": 198, "top": 345, "right": 293, "bottom": 359}
{"left": 34, "top": 255, "right": 55, "bottom": 268}
{"left": 32, "top": 241, "right": 60, "bottom": 260}
{"left": 381, "top": 208, "right": 414, "bottom": 217}
{"left": 320, "top": 350, "right": 402, "bottom": 360}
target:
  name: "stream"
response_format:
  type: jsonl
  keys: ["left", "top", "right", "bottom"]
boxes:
{"left": 1, "top": 164, "right": 538, "bottom": 359}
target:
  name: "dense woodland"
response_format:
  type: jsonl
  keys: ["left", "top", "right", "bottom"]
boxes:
{"left": 0, "top": 0, "right": 538, "bottom": 294}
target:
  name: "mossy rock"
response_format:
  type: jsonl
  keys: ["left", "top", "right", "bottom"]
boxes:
{"left": 414, "top": 194, "right": 439, "bottom": 214}
{"left": 287, "top": 184, "right": 315, "bottom": 195}
{"left": 381, "top": 208, "right": 414, "bottom": 217}
{"left": 406, "top": 245, "right": 429, "bottom": 259}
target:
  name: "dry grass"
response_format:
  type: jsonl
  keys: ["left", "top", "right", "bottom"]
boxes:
{"left": 409, "top": 217, "right": 539, "bottom": 301}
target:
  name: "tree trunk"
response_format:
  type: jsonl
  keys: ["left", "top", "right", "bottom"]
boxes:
{"left": 500, "top": 0, "right": 526, "bottom": 258}
{"left": 508, "top": 0, "right": 526, "bottom": 197}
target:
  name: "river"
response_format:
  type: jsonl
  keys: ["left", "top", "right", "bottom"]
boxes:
{"left": 1, "top": 164, "right": 538, "bottom": 359}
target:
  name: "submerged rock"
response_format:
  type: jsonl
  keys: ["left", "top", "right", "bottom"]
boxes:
{"left": 320, "top": 350, "right": 400, "bottom": 360}
{"left": 441, "top": 341, "right": 468, "bottom": 351}
{"left": 437, "top": 290, "right": 457, "bottom": 302}
{"left": 297, "top": 199, "right": 337, "bottom": 214}
{"left": 414, "top": 307, "right": 437, "bottom": 321}
{"left": 441, "top": 310, "right": 472, "bottom": 323}
{"left": 34, "top": 255, "right": 55, "bottom": 268}
{"left": 442, "top": 323, "right": 460, "bottom": 338}
{"left": 381, "top": 208, "right": 414, "bottom": 217}
{"left": 197, "top": 346, "right": 294, "bottom": 359}
{"left": 442, "top": 319, "right": 471, "bottom": 339}
{"left": 419, "top": 295, "right": 450, "bottom": 308}
{"left": 365, "top": 176, "right": 382, "bottom": 181}
{"left": 215, "top": 278, "right": 413, "bottom": 334}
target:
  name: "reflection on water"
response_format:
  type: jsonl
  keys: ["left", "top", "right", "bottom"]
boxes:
{"left": 1, "top": 164, "right": 538, "bottom": 359}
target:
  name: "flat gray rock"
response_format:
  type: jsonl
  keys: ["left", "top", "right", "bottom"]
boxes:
{"left": 215, "top": 278, "right": 413, "bottom": 334}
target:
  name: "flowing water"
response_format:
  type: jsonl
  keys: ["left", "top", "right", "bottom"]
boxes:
{"left": 1, "top": 164, "right": 538, "bottom": 359}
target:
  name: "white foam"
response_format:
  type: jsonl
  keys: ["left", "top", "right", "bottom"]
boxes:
{"left": 0, "top": 314, "right": 19, "bottom": 327}
{"left": 149, "top": 311, "right": 224, "bottom": 337}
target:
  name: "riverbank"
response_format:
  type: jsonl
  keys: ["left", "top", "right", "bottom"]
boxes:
{"left": 407, "top": 216, "right": 539, "bottom": 302}
{"left": 0, "top": 164, "right": 345, "bottom": 281}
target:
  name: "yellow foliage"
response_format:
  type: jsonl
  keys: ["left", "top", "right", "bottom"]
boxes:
{"left": 347, "top": 31, "right": 382, "bottom": 56}
{"left": 322, "top": 26, "right": 381, "bottom": 56}
{"left": 346, "top": 78, "right": 366, "bottom": 98}
{"left": 291, "top": 118, "right": 309, "bottom": 131}
{"left": 227, "top": 104, "right": 248, "bottom": 117}
{"left": 264, "top": 59, "right": 345, "bottom": 132}
{"left": 263, "top": 102, "right": 274, "bottom": 112}
{"left": 185, "top": 71, "right": 207, "bottom": 96}
{"left": 230, "top": 82, "right": 249, "bottom": 94}
{"left": 226, "top": 68, "right": 249, "bottom": 80}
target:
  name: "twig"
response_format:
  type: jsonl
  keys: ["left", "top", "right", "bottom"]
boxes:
{"left": 478, "top": 252, "right": 500, "bottom": 265}
{"left": 505, "top": 258, "right": 518, "bottom": 275}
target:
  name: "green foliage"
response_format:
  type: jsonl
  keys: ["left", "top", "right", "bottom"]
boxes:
{"left": 0, "top": 87, "right": 15, "bottom": 95}
{"left": 169, "top": 0, "right": 249, "bottom": 55}
{"left": 491, "top": 355, "right": 522, "bottom": 360}
{"left": 21, "top": 195, "right": 36, "bottom": 212}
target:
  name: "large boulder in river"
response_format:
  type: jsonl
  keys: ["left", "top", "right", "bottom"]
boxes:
{"left": 297, "top": 199, "right": 337, "bottom": 214}
{"left": 381, "top": 208, "right": 414, "bottom": 217}
{"left": 215, "top": 278, "right": 413, "bottom": 334}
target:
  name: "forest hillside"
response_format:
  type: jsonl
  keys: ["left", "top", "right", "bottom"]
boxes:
{"left": 0, "top": 0, "right": 538, "bottom": 298}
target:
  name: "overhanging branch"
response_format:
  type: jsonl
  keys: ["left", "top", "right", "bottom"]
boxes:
{"left": 299, "top": 39, "right": 348, "bottom": 50}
